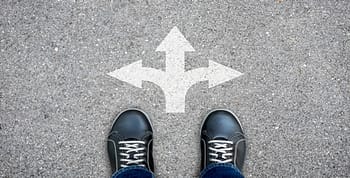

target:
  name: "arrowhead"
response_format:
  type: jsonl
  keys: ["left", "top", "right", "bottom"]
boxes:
{"left": 208, "top": 60, "right": 243, "bottom": 88}
{"left": 107, "top": 60, "right": 143, "bottom": 88}
{"left": 156, "top": 26, "right": 195, "bottom": 52}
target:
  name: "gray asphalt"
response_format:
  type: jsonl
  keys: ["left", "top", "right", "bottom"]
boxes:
{"left": 1, "top": 0, "right": 349, "bottom": 177}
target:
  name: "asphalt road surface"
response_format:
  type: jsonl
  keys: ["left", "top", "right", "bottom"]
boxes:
{"left": 1, "top": 0, "right": 349, "bottom": 177}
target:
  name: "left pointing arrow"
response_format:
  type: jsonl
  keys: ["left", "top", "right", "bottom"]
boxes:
{"left": 107, "top": 60, "right": 164, "bottom": 88}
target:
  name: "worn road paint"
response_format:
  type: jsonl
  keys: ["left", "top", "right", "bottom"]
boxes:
{"left": 108, "top": 26, "right": 243, "bottom": 113}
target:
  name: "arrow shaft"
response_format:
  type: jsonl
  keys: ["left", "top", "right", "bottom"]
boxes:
{"left": 140, "top": 67, "right": 166, "bottom": 86}
{"left": 165, "top": 51, "right": 185, "bottom": 74}
{"left": 163, "top": 89, "right": 187, "bottom": 113}
{"left": 184, "top": 67, "right": 209, "bottom": 85}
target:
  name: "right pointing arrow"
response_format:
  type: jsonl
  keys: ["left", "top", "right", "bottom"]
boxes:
{"left": 207, "top": 60, "right": 243, "bottom": 88}
{"left": 185, "top": 60, "right": 243, "bottom": 88}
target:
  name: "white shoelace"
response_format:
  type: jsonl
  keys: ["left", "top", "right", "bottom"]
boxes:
{"left": 208, "top": 140, "right": 234, "bottom": 163}
{"left": 118, "top": 140, "right": 146, "bottom": 168}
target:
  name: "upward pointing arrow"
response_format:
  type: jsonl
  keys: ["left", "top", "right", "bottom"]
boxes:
{"left": 108, "top": 26, "right": 243, "bottom": 113}
{"left": 156, "top": 27, "right": 195, "bottom": 74}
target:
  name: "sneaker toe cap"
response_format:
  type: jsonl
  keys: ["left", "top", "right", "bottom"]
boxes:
{"left": 202, "top": 110, "right": 243, "bottom": 139}
{"left": 111, "top": 109, "right": 153, "bottom": 139}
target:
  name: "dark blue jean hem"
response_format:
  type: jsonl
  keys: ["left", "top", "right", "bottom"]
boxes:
{"left": 111, "top": 163, "right": 243, "bottom": 178}
{"left": 200, "top": 163, "right": 244, "bottom": 178}
{"left": 111, "top": 166, "right": 154, "bottom": 178}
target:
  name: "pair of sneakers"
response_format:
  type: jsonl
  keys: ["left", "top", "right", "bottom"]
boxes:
{"left": 107, "top": 109, "right": 246, "bottom": 174}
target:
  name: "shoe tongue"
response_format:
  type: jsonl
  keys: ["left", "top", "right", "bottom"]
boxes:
{"left": 213, "top": 136, "right": 228, "bottom": 141}
{"left": 125, "top": 138, "right": 140, "bottom": 141}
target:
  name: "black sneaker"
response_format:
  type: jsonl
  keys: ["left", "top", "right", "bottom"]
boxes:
{"left": 107, "top": 109, "right": 154, "bottom": 173}
{"left": 200, "top": 109, "right": 246, "bottom": 171}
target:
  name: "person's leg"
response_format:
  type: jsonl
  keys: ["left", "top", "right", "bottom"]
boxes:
{"left": 107, "top": 109, "right": 155, "bottom": 178}
{"left": 200, "top": 109, "right": 246, "bottom": 178}
{"left": 111, "top": 166, "right": 154, "bottom": 178}
{"left": 200, "top": 163, "right": 244, "bottom": 178}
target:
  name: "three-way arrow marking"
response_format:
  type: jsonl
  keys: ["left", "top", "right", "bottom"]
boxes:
{"left": 108, "top": 26, "right": 243, "bottom": 113}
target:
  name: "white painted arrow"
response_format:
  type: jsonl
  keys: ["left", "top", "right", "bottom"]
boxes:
{"left": 108, "top": 26, "right": 243, "bottom": 113}
{"left": 107, "top": 60, "right": 164, "bottom": 88}
{"left": 186, "top": 60, "right": 243, "bottom": 88}
{"left": 156, "top": 26, "right": 195, "bottom": 75}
